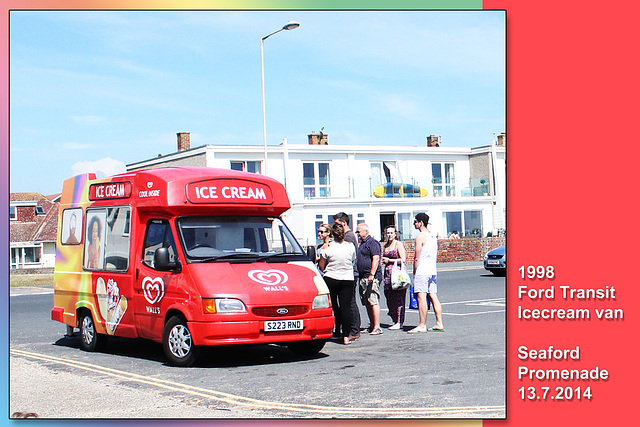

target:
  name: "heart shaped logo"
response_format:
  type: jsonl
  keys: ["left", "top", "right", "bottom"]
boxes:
{"left": 142, "top": 276, "right": 165, "bottom": 304}
{"left": 248, "top": 269, "right": 289, "bottom": 286}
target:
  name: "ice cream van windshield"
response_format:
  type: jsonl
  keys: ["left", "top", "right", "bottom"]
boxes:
{"left": 177, "top": 216, "right": 306, "bottom": 263}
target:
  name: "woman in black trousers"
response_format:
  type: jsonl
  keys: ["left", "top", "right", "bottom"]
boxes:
{"left": 318, "top": 223, "right": 356, "bottom": 345}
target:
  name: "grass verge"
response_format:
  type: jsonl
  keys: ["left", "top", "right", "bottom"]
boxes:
{"left": 10, "top": 274, "right": 54, "bottom": 287}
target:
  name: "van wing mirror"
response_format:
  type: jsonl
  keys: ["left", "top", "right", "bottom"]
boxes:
{"left": 154, "top": 247, "right": 181, "bottom": 272}
{"left": 306, "top": 245, "right": 316, "bottom": 262}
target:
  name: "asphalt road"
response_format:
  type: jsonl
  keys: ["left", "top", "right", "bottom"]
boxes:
{"left": 9, "top": 263, "right": 505, "bottom": 419}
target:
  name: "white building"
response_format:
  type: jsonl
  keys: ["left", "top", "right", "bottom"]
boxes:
{"left": 128, "top": 132, "right": 506, "bottom": 247}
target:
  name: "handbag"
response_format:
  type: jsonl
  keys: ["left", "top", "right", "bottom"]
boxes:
{"left": 391, "top": 261, "right": 411, "bottom": 290}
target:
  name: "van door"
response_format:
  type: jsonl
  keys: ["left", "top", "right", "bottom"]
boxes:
{"left": 134, "top": 219, "right": 180, "bottom": 341}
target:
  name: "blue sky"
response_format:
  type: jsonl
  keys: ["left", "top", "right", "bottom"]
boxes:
{"left": 10, "top": 10, "right": 505, "bottom": 195}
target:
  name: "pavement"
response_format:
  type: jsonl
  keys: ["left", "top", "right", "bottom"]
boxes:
{"left": 9, "top": 261, "right": 488, "bottom": 419}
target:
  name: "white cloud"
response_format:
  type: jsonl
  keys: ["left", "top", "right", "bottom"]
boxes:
{"left": 69, "top": 115, "right": 108, "bottom": 125}
{"left": 62, "top": 142, "right": 95, "bottom": 150}
{"left": 71, "top": 157, "right": 127, "bottom": 178}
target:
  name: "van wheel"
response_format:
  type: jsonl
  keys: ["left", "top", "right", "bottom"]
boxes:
{"left": 79, "top": 311, "right": 107, "bottom": 352}
{"left": 163, "top": 316, "right": 196, "bottom": 367}
{"left": 287, "top": 340, "right": 326, "bottom": 357}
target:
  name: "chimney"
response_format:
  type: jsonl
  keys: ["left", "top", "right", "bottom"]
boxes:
{"left": 426, "top": 135, "right": 440, "bottom": 147}
{"left": 177, "top": 132, "right": 190, "bottom": 151}
{"left": 308, "top": 132, "right": 328, "bottom": 145}
{"left": 497, "top": 132, "right": 506, "bottom": 146}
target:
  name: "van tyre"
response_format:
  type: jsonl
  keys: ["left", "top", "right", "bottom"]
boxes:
{"left": 287, "top": 339, "right": 326, "bottom": 357}
{"left": 79, "top": 311, "right": 107, "bottom": 352}
{"left": 163, "top": 316, "right": 197, "bottom": 367}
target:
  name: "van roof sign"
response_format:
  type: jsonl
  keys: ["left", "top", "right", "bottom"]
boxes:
{"left": 88, "top": 181, "right": 132, "bottom": 201}
{"left": 186, "top": 179, "right": 273, "bottom": 205}
{"left": 61, "top": 167, "right": 290, "bottom": 216}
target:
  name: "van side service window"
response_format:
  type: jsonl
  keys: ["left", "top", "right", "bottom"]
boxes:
{"left": 143, "top": 220, "right": 178, "bottom": 269}
{"left": 61, "top": 208, "right": 83, "bottom": 245}
{"left": 84, "top": 206, "right": 131, "bottom": 271}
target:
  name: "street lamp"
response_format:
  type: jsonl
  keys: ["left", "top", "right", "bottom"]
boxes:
{"left": 260, "top": 21, "right": 300, "bottom": 176}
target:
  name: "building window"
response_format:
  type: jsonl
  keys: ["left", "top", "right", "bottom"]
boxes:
{"left": 464, "top": 211, "right": 483, "bottom": 237}
{"left": 370, "top": 161, "right": 402, "bottom": 191}
{"left": 231, "top": 161, "right": 262, "bottom": 174}
{"left": 23, "top": 247, "right": 40, "bottom": 263}
{"left": 432, "top": 163, "right": 456, "bottom": 197}
{"left": 303, "top": 162, "right": 330, "bottom": 198}
{"left": 11, "top": 246, "right": 43, "bottom": 268}
{"left": 35, "top": 206, "right": 46, "bottom": 215}
{"left": 10, "top": 206, "right": 17, "bottom": 221}
{"left": 397, "top": 212, "right": 413, "bottom": 240}
{"left": 443, "top": 210, "right": 483, "bottom": 237}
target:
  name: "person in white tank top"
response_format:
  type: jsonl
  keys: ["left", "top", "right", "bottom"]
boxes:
{"left": 408, "top": 213, "right": 444, "bottom": 334}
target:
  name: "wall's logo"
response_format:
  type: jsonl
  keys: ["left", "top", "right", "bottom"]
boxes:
{"left": 147, "top": 181, "right": 154, "bottom": 189}
{"left": 142, "top": 277, "right": 165, "bottom": 304}
{"left": 248, "top": 269, "right": 289, "bottom": 286}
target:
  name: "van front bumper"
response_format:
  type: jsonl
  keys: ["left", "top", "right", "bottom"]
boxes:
{"left": 188, "top": 315, "right": 334, "bottom": 346}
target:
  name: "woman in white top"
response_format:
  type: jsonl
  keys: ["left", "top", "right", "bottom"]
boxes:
{"left": 318, "top": 223, "right": 356, "bottom": 345}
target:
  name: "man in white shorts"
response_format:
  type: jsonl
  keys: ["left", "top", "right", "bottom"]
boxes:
{"left": 408, "top": 213, "right": 444, "bottom": 333}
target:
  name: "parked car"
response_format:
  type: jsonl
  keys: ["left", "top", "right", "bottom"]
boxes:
{"left": 484, "top": 246, "right": 506, "bottom": 276}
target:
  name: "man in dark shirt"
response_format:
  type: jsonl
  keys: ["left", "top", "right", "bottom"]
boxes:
{"left": 333, "top": 212, "right": 361, "bottom": 340}
{"left": 355, "top": 223, "right": 383, "bottom": 335}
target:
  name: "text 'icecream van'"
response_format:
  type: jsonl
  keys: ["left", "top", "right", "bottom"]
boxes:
{"left": 51, "top": 167, "right": 333, "bottom": 366}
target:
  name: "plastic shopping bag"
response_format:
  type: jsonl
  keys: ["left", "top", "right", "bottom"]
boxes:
{"left": 409, "top": 283, "right": 431, "bottom": 310}
{"left": 409, "top": 285, "right": 419, "bottom": 309}
{"left": 391, "top": 262, "right": 411, "bottom": 290}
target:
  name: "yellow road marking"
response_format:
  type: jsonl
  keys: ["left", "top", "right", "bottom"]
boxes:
{"left": 11, "top": 349, "right": 504, "bottom": 416}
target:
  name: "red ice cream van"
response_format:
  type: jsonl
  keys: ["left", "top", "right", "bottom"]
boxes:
{"left": 51, "top": 167, "right": 334, "bottom": 366}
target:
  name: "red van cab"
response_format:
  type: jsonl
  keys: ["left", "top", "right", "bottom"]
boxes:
{"left": 51, "top": 167, "right": 334, "bottom": 366}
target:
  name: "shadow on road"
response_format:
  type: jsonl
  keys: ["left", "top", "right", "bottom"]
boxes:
{"left": 54, "top": 334, "right": 329, "bottom": 368}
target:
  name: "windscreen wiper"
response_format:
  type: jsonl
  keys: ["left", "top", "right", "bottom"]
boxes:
{"left": 253, "top": 252, "right": 304, "bottom": 262}
{"left": 196, "top": 253, "right": 259, "bottom": 263}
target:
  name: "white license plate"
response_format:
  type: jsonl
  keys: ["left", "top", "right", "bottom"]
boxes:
{"left": 264, "top": 320, "right": 304, "bottom": 331}
{"left": 487, "top": 260, "right": 501, "bottom": 266}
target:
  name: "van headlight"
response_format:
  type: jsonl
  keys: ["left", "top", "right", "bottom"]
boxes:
{"left": 312, "top": 294, "right": 331, "bottom": 309}
{"left": 203, "top": 298, "right": 247, "bottom": 314}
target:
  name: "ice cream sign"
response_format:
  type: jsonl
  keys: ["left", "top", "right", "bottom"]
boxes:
{"left": 89, "top": 181, "right": 132, "bottom": 200}
{"left": 186, "top": 179, "right": 273, "bottom": 204}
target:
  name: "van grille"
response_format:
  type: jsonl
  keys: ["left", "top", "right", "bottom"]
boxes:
{"left": 252, "top": 305, "right": 308, "bottom": 317}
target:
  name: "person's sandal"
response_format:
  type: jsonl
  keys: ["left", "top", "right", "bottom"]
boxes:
{"left": 370, "top": 327, "right": 383, "bottom": 335}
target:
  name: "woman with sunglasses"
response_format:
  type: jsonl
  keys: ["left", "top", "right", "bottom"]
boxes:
{"left": 318, "top": 223, "right": 356, "bottom": 345}
{"left": 315, "top": 224, "right": 332, "bottom": 265}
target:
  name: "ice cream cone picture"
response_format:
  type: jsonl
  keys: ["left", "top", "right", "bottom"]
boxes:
{"left": 95, "top": 277, "right": 128, "bottom": 335}
{"left": 96, "top": 277, "right": 109, "bottom": 322}
{"left": 106, "top": 297, "right": 128, "bottom": 335}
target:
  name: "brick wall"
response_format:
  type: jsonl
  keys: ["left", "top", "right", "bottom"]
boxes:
{"left": 403, "top": 237, "right": 505, "bottom": 264}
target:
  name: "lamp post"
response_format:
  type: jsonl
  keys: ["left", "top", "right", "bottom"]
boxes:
{"left": 260, "top": 21, "right": 300, "bottom": 176}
